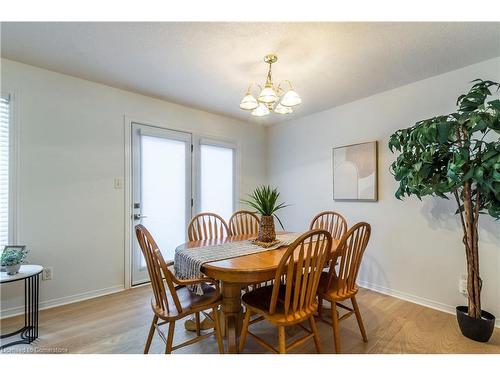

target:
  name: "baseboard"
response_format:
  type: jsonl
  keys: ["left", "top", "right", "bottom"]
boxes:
{"left": 357, "top": 280, "right": 500, "bottom": 328}
{"left": 0, "top": 284, "right": 125, "bottom": 319}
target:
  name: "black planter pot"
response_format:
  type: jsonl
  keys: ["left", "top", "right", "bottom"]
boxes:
{"left": 456, "top": 306, "right": 495, "bottom": 342}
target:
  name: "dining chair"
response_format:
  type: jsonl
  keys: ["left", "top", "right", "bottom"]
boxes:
{"left": 186, "top": 213, "right": 229, "bottom": 332}
{"left": 228, "top": 210, "right": 265, "bottom": 293}
{"left": 239, "top": 229, "right": 333, "bottom": 354}
{"left": 317, "top": 222, "right": 371, "bottom": 353}
{"left": 309, "top": 211, "right": 348, "bottom": 240}
{"left": 135, "top": 224, "right": 224, "bottom": 354}
{"left": 228, "top": 210, "right": 260, "bottom": 236}
{"left": 188, "top": 212, "right": 229, "bottom": 241}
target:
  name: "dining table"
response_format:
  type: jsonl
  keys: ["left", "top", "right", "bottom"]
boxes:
{"left": 174, "top": 232, "right": 340, "bottom": 353}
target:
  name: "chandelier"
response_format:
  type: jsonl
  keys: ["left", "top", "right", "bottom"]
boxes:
{"left": 239, "top": 54, "right": 301, "bottom": 117}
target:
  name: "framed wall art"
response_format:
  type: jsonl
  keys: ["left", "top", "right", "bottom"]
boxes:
{"left": 333, "top": 141, "right": 378, "bottom": 201}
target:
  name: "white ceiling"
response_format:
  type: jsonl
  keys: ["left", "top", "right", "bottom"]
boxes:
{"left": 1, "top": 22, "right": 499, "bottom": 125}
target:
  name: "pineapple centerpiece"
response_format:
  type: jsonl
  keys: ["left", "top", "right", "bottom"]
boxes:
{"left": 242, "top": 186, "right": 288, "bottom": 243}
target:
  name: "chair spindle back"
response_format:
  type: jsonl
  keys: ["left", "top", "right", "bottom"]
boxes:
{"left": 325, "top": 222, "right": 371, "bottom": 296}
{"left": 309, "top": 211, "right": 348, "bottom": 240}
{"left": 135, "top": 224, "right": 182, "bottom": 314}
{"left": 188, "top": 212, "right": 229, "bottom": 241}
{"left": 269, "top": 230, "right": 332, "bottom": 317}
{"left": 228, "top": 210, "right": 260, "bottom": 236}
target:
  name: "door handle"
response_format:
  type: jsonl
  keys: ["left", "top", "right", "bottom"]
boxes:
{"left": 133, "top": 213, "right": 148, "bottom": 220}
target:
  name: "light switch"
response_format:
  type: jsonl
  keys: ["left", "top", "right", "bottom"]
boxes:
{"left": 114, "top": 178, "right": 123, "bottom": 189}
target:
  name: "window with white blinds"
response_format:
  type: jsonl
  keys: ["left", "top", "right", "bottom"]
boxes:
{"left": 0, "top": 94, "right": 10, "bottom": 247}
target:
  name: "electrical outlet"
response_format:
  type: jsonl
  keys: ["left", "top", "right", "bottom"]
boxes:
{"left": 459, "top": 274, "right": 467, "bottom": 295}
{"left": 42, "top": 267, "right": 53, "bottom": 281}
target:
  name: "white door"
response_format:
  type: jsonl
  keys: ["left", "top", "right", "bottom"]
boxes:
{"left": 131, "top": 123, "right": 192, "bottom": 285}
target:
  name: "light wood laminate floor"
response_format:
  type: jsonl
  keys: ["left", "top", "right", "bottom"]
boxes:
{"left": 1, "top": 286, "right": 499, "bottom": 354}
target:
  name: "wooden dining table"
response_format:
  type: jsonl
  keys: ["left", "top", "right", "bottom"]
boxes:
{"left": 175, "top": 233, "right": 340, "bottom": 353}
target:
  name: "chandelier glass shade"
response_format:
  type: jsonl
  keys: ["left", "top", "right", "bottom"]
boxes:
{"left": 274, "top": 103, "right": 293, "bottom": 114}
{"left": 251, "top": 103, "right": 270, "bottom": 117}
{"left": 257, "top": 86, "right": 279, "bottom": 104}
{"left": 239, "top": 54, "right": 301, "bottom": 117}
{"left": 280, "top": 89, "right": 302, "bottom": 107}
{"left": 239, "top": 93, "right": 259, "bottom": 110}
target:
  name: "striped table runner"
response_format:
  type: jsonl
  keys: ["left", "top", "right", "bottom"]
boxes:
{"left": 174, "top": 233, "right": 300, "bottom": 295}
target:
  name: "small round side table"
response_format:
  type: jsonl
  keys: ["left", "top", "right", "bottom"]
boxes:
{"left": 0, "top": 265, "right": 43, "bottom": 350}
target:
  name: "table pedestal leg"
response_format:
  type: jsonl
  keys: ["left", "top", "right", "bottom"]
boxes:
{"left": 220, "top": 282, "right": 242, "bottom": 354}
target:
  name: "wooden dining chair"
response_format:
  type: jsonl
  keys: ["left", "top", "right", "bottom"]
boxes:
{"left": 228, "top": 211, "right": 268, "bottom": 294}
{"left": 309, "top": 211, "right": 348, "bottom": 240}
{"left": 228, "top": 210, "right": 260, "bottom": 236}
{"left": 239, "top": 229, "right": 333, "bottom": 354}
{"left": 135, "top": 224, "right": 224, "bottom": 354}
{"left": 317, "top": 222, "right": 371, "bottom": 353}
{"left": 186, "top": 212, "right": 229, "bottom": 332}
{"left": 188, "top": 212, "right": 229, "bottom": 241}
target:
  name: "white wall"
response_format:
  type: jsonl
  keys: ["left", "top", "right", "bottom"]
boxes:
{"left": 0, "top": 58, "right": 267, "bottom": 316}
{"left": 268, "top": 57, "right": 500, "bottom": 324}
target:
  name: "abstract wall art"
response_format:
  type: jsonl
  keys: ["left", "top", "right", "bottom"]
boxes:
{"left": 332, "top": 141, "right": 378, "bottom": 201}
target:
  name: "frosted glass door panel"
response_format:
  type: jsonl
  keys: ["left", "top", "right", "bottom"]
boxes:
{"left": 141, "top": 136, "right": 186, "bottom": 263}
{"left": 131, "top": 123, "right": 191, "bottom": 285}
{"left": 200, "top": 144, "right": 234, "bottom": 222}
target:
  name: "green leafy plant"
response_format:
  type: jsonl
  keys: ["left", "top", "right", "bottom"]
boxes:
{"left": 242, "top": 185, "right": 289, "bottom": 229}
{"left": 388, "top": 79, "right": 500, "bottom": 319}
{"left": 1, "top": 248, "right": 28, "bottom": 267}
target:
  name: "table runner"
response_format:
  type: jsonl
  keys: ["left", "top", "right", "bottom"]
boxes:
{"left": 174, "top": 233, "right": 300, "bottom": 295}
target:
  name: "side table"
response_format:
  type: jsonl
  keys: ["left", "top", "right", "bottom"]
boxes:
{"left": 0, "top": 265, "right": 43, "bottom": 350}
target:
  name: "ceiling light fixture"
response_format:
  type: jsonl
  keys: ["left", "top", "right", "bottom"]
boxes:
{"left": 239, "top": 54, "right": 301, "bottom": 117}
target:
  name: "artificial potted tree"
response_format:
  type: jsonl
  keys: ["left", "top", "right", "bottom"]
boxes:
{"left": 242, "top": 185, "right": 288, "bottom": 244}
{"left": 388, "top": 79, "right": 500, "bottom": 342}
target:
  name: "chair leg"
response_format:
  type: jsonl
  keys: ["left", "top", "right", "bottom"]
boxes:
{"left": 309, "top": 316, "right": 322, "bottom": 354}
{"left": 238, "top": 309, "right": 252, "bottom": 353}
{"left": 212, "top": 307, "right": 224, "bottom": 354}
{"left": 331, "top": 302, "right": 341, "bottom": 354}
{"left": 195, "top": 312, "right": 201, "bottom": 336}
{"left": 165, "top": 321, "right": 176, "bottom": 354}
{"left": 318, "top": 297, "right": 323, "bottom": 320}
{"left": 278, "top": 326, "right": 286, "bottom": 354}
{"left": 144, "top": 315, "right": 158, "bottom": 354}
{"left": 351, "top": 296, "right": 368, "bottom": 342}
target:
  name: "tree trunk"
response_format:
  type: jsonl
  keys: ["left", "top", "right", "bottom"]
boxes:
{"left": 462, "top": 181, "right": 482, "bottom": 319}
